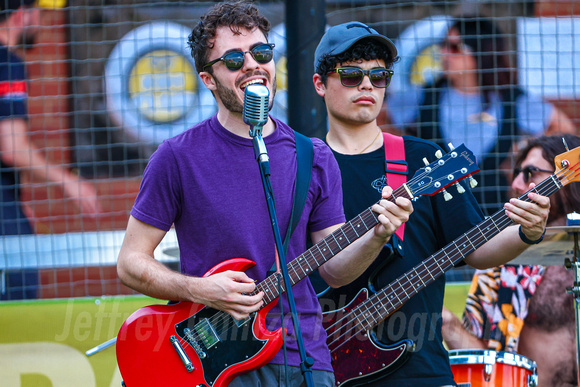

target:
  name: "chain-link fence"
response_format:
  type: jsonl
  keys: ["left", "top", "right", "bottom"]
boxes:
{"left": 1, "top": 0, "right": 577, "bottom": 300}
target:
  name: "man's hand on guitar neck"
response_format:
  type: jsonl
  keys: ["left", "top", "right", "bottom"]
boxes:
{"left": 504, "top": 184, "right": 550, "bottom": 242}
{"left": 190, "top": 271, "right": 264, "bottom": 321}
{"left": 372, "top": 185, "right": 414, "bottom": 241}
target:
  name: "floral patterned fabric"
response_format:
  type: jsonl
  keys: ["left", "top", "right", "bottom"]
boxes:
{"left": 462, "top": 265, "right": 546, "bottom": 353}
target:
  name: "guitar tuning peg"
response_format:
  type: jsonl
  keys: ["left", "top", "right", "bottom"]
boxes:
{"left": 562, "top": 137, "right": 570, "bottom": 152}
{"left": 435, "top": 150, "right": 443, "bottom": 159}
{"left": 469, "top": 176, "right": 478, "bottom": 188}
{"left": 455, "top": 182, "right": 465, "bottom": 194}
{"left": 422, "top": 157, "right": 429, "bottom": 166}
{"left": 442, "top": 188, "right": 453, "bottom": 201}
{"left": 448, "top": 143, "right": 455, "bottom": 151}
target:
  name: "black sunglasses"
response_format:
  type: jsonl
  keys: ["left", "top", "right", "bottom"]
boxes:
{"left": 328, "top": 67, "right": 394, "bottom": 88}
{"left": 203, "top": 43, "right": 275, "bottom": 71}
{"left": 513, "top": 166, "right": 553, "bottom": 183}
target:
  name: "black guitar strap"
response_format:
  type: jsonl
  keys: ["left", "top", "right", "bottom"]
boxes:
{"left": 283, "top": 131, "right": 313, "bottom": 254}
{"left": 267, "top": 131, "right": 313, "bottom": 276}
{"left": 276, "top": 131, "right": 313, "bottom": 387}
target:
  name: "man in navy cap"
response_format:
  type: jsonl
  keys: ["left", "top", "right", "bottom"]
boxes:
{"left": 313, "top": 21, "right": 550, "bottom": 386}
{"left": 0, "top": 0, "right": 100, "bottom": 237}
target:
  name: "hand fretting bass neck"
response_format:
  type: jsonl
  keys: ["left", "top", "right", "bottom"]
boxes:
{"left": 116, "top": 144, "right": 479, "bottom": 387}
{"left": 324, "top": 145, "right": 580, "bottom": 387}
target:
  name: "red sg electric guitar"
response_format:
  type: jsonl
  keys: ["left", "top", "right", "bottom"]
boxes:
{"left": 116, "top": 144, "right": 480, "bottom": 387}
{"left": 324, "top": 145, "right": 580, "bottom": 386}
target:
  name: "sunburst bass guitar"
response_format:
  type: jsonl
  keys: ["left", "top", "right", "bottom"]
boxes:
{"left": 324, "top": 144, "right": 580, "bottom": 386}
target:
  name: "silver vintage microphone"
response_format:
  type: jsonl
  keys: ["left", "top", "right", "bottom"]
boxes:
{"left": 243, "top": 84, "right": 269, "bottom": 138}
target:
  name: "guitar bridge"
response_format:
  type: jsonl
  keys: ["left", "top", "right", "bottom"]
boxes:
{"left": 184, "top": 328, "right": 206, "bottom": 359}
{"left": 169, "top": 335, "right": 194, "bottom": 372}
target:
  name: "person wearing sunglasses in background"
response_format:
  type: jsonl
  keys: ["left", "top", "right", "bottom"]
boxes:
{"left": 442, "top": 134, "right": 580, "bottom": 387}
{"left": 388, "top": 16, "right": 575, "bottom": 217}
{"left": 117, "top": 2, "right": 414, "bottom": 386}
{"left": 312, "top": 22, "right": 550, "bottom": 386}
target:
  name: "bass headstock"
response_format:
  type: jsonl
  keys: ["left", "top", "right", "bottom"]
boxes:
{"left": 554, "top": 145, "right": 580, "bottom": 187}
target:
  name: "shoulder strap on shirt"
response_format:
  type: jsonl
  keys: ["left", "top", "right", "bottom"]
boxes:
{"left": 383, "top": 132, "right": 407, "bottom": 240}
{"left": 283, "top": 131, "right": 313, "bottom": 254}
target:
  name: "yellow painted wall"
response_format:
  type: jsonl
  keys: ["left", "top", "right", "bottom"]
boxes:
{"left": 443, "top": 282, "right": 471, "bottom": 318}
{"left": 0, "top": 296, "right": 155, "bottom": 387}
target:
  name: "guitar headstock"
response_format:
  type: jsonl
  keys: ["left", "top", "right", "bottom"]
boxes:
{"left": 406, "top": 144, "right": 480, "bottom": 198}
{"left": 554, "top": 145, "right": 580, "bottom": 186}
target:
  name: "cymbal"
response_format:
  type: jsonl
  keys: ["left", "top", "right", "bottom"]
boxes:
{"left": 509, "top": 226, "right": 580, "bottom": 266}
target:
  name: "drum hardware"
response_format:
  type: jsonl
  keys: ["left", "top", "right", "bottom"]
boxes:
{"left": 563, "top": 225, "right": 580, "bottom": 386}
{"left": 449, "top": 225, "right": 580, "bottom": 385}
{"left": 509, "top": 224, "right": 580, "bottom": 385}
{"left": 510, "top": 226, "right": 579, "bottom": 266}
{"left": 85, "top": 337, "right": 117, "bottom": 357}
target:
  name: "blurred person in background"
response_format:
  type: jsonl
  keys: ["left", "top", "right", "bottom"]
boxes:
{"left": 442, "top": 134, "right": 580, "bottom": 387}
{"left": 392, "top": 16, "right": 575, "bottom": 216}
{"left": 0, "top": 0, "right": 100, "bottom": 236}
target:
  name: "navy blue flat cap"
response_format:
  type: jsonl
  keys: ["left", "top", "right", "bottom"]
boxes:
{"left": 314, "top": 21, "right": 397, "bottom": 72}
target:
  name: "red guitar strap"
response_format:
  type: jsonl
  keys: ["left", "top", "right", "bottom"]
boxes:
{"left": 383, "top": 132, "right": 407, "bottom": 240}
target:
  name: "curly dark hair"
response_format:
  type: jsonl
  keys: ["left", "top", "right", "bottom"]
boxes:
{"left": 514, "top": 134, "right": 580, "bottom": 221}
{"left": 188, "top": 1, "right": 271, "bottom": 74}
{"left": 315, "top": 39, "right": 397, "bottom": 85}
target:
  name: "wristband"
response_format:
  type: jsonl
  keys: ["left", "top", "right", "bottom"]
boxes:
{"left": 519, "top": 226, "right": 545, "bottom": 245}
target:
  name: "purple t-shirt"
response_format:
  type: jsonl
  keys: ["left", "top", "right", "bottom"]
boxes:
{"left": 131, "top": 114, "right": 345, "bottom": 371}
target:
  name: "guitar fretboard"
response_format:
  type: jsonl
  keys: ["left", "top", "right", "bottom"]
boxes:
{"left": 255, "top": 186, "right": 406, "bottom": 305}
{"left": 253, "top": 144, "right": 478, "bottom": 306}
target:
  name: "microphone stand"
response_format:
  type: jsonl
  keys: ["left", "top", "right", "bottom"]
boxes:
{"left": 249, "top": 124, "right": 314, "bottom": 387}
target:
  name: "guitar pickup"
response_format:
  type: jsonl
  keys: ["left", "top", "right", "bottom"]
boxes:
{"left": 194, "top": 318, "right": 221, "bottom": 348}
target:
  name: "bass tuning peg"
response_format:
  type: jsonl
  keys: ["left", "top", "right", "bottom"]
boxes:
{"left": 442, "top": 188, "right": 452, "bottom": 201}
{"left": 469, "top": 176, "right": 478, "bottom": 188}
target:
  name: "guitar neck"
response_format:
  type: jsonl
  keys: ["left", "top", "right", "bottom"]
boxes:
{"left": 353, "top": 173, "right": 563, "bottom": 330}
{"left": 256, "top": 184, "right": 411, "bottom": 305}
{"left": 250, "top": 142, "right": 481, "bottom": 307}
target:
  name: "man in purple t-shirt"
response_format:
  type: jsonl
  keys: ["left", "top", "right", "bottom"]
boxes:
{"left": 117, "top": 2, "right": 413, "bottom": 386}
